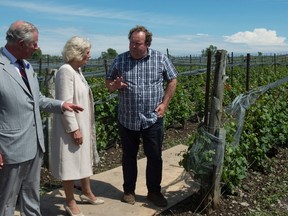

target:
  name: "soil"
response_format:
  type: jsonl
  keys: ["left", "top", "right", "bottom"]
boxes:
{"left": 159, "top": 146, "right": 288, "bottom": 216}
{"left": 40, "top": 121, "right": 288, "bottom": 215}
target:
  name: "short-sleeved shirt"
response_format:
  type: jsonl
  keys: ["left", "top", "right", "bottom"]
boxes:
{"left": 106, "top": 48, "right": 178, "bottom": 131}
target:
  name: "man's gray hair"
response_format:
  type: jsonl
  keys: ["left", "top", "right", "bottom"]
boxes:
{"left": 6, "top": 20, "right": 38, "bottom": 44}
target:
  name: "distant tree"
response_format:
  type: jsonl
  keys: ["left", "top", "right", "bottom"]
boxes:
{"left": 101, "top": 48, "right": 118, "bottom": 60}
{"left": 258, "top": 52, "right": 263, "bottom": 56}
{"left": 31, "top": 48, "right": 42, "bottom": 59}
{"left": 201, "top": 45, "right": 217, "bottom": 57}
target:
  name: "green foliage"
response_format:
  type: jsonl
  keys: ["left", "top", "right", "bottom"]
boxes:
{"left": 31, "top": 48, "right": 42, "bottom": 59}
{"left": 222, "top": 119, "right": 249, "bottom": 189}
{"left": 241, "top": 86, "right": 288, "bottom": 167}
{"left": 165, "top": 78, "right": 194, "bottom": 128}
{"left": 178, "top": 63, "right": 288, "bottom": 194}
{"left": 87, "top": 77, "right": 119, "bottom": 150}
{"left": 201, "top": 45, "right": 217, "bottom": 57}
{"left": 100, "top": 48, "right": 118, "bottom": 60}
{"left": 221, "top": 67, "right": 288, "bottom": 193}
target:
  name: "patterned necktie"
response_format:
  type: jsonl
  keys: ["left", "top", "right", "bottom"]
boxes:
{"left": 17, "top": 59, "right": 31, "bottom": 92}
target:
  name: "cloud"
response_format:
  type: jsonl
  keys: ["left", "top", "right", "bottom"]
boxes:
{"left": 0, "top": 1, "right": 182, "bottom": 26}
{"left": 224, "top": 28, "right": 286, "bottom": 46}
{"left": 196, "top": 33, "right": 209, "bottom": 37}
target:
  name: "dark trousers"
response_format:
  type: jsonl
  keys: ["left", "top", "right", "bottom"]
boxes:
{"left": 119, "top": 118, "right": 164, "bottom": 194}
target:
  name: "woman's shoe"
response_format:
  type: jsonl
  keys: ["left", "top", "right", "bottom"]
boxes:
{"left": 80, "top": 194, "right": 104, "bottom": 205}
{"left": 64, "top": 205, "right": 85, "bottom": 216}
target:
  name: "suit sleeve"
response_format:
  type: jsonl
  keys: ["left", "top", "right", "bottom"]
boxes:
{"left": 55, "top": 67, "right": 79, "bottom": 133}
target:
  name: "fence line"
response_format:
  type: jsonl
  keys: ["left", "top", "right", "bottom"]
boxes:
{"left": 30, "top": 52, "right": 288, "bottom": 74}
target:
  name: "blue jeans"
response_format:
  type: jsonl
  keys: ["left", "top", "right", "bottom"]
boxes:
{"left": 119, "top": 118, "right": 164, "bottom": 194}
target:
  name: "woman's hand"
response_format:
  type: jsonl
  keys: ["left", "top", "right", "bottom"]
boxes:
{"left": 71, "top": 129, "right": 83, "bottom": 145}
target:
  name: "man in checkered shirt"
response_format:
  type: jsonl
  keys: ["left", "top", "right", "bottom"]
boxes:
{"left": 106, "top": 25, "right": 177, "bottom": 207}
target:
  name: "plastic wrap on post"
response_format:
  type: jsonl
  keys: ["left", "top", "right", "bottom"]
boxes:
{"left": 225, "top": 76, "right": 288, "bottom": 147}
{"left": 186, "top": 124, "right": 224, "bottom": 180}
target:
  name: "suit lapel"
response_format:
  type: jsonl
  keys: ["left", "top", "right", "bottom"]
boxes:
{"left": 9, "top": 64, "right": 32, "bottom": 96}
{"left": 0, "top": 50, "right": 33, "bottom": 96}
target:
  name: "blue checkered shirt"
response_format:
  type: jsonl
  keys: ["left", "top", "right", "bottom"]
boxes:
{"left": 106, "top": 48, "right": 178, "bottom": 131}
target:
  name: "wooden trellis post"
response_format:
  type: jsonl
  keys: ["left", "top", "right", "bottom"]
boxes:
{"left": 201, "top": 50, "right": 227, "bottom": 211}
{"left": 209, "top": 50, "right": 227, "bottom": 209}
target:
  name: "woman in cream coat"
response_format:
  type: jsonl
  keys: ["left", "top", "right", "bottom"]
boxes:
{"left": 50, "top": 36, "right": 103, "bottom": 216}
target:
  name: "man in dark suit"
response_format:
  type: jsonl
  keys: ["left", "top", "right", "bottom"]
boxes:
{"left": 0, "top": 20, "right": 83, "bottom": 216}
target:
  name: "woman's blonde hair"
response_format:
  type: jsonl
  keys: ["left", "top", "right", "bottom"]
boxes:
{"left": 62, "top": 36, "right": 91, "bottom": 62}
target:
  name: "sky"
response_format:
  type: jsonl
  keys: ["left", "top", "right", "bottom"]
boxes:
{"left": 0, "top": 0, "right": 287, "bottom": 58}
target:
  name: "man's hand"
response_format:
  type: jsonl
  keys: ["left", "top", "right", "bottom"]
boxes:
{"left": 62, "top": 102, "right": 84, "bottom": 113}
{"left": 113, "top": 77, "right": 128, "bottom": 89}
{"left": 106, "top": 77, "right": 128, "bottom": 92}
{"left": 0, "top": 153, "right": 4, "bottom": 169}
{"left": 155, "top": 103, "right": 167, "bottom": 118}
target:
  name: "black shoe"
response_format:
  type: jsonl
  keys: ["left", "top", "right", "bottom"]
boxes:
{"left": 147, "top": 192, "right": 168, "bottom": 207}
{"left": 121, "top": 192, "right": 135, "bottom": 205}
